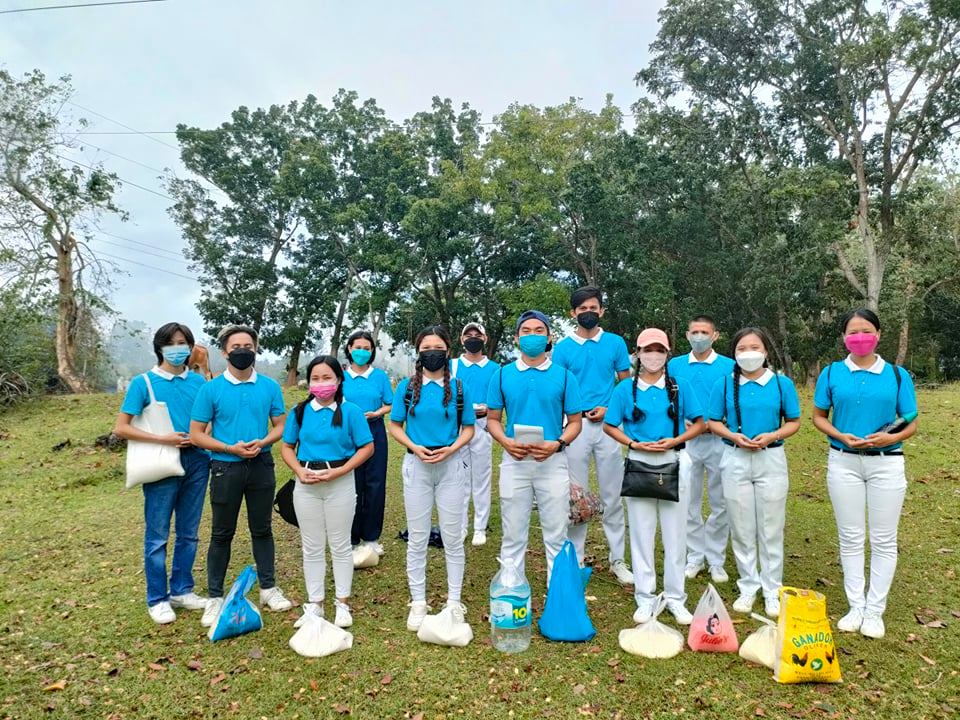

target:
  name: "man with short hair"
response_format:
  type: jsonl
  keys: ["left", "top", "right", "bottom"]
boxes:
{"left": 552, "top": 286, "right": 633, "bottom": 585}
{"left": 189, "top": 325, "right": 293, "bottom": 626}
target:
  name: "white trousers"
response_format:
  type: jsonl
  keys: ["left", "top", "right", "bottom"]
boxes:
{"left": 293, "top": 472, "right": 356, "bottom": 602}
{"left": 685, "top": 433, "right": 728, "bottom": 568}
{"left": 720, "top": 445, "right": 788, "bottom": 601}
{"left": 625, "top": 449, "right": 691, "bottom": 608}
{"left": 826, "top": 449, "right": 907, "bottom": 616}
{"left": 459, "top": 416, "right": 493, "bottom": 532}
{"left": 566, "top": 419, "right": 627, "bottom": 565}
{"left": 402, "top": 453, "right": 466, "bottom": 602}
{"left": 498, "top": 452, "right": 570, "bottom": 585}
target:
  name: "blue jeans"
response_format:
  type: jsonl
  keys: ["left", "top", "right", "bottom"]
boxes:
{"left": 142, "top": 448, "right": 210, "bottom": 606}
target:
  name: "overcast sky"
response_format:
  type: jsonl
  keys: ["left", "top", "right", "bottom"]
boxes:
{"left": 2, "top": 0, "right": 665, "bottom": 348}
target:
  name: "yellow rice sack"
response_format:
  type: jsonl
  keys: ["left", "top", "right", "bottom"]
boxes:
{"left": 774, "top": 587, "right": 842, "bottom": 684}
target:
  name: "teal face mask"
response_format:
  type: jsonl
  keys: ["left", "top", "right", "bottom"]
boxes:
{"left": 162, "top": 345, "right": 191, "bottom": 366}
{"left": 350, "top": 348, "right": 372, "bottom": 366}
{"left": 518, "top": 335, "right": 549, "bottom": 357}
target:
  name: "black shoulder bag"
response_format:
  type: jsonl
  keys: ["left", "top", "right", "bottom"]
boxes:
{"left": 620, "top": 378, "right": 681, "bottom": 502}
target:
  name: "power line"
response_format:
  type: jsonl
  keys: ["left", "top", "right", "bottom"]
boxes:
{"left": 77, "top": 140, "right": 167, "bottom": 174}
{"left": 92, "top": 236, "right": 191, "bottom": 266}
{"left": 67, "top": 100, "right": 180, "bottom": 151}
{"left": 54, "top": 153, "right": 174, "bottom": 200}
{"left": 97, "top": 228, "right": 184, "bottom": 258}
{"left": 96, "top": 250, "right": 195, "bottom": 280}
{"left": 0, "top": 1, "right": 166, "bottom": 15}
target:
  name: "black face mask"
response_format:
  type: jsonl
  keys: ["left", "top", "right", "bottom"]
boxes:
{"left": 576, "top": 311, "right": 600, "bottom": 330}
{"left": 228, "top": 348, "right": 256, "bottom": 371}
{"left": 463, "top": 337, "right": 485, "bottom": 354}
{"left": 419, "top": 350, "right": 447, "bottom": 373}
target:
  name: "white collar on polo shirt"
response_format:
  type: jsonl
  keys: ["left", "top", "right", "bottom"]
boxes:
{"left": 150, "top": 365, "right": 189, "bottom": 380}
{"left": 516, "top": 358, "right": 552, "bottom": 372}
{"left": 459, "top": 355, "right": 489, "bottom": 368}
{"left": 843, "top": 354, "right": 886, "bottom": 374}
{"left": 224, "top": 368, "right": 258, "bottom": 384}
{"left": 422, "top": 375, "right": 444, "bottom": 386}
{"left": 688, "top": 350, "right": 718, "bottom": 364}
{"left": 347, "top": 365, "right": 374, "bottom": 379}
{"left": 570, "top": 328, "right": 604, "bottom": 345}
{"left": 309, "top": 399, "right": 338, "bottom": 412}
{"left": 636, "top": 375, "right": 666, "bottom": 391}
{"left": 739, "top": 368, "right": 774, "bottom": 386}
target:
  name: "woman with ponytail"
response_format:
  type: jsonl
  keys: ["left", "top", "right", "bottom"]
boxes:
{"left": 280, "top": 356, "right": 374, "bottom": 629}
{"left": 389, "top": 326, "right": 476, "bottom": 632}
{"left": 603, "top": 328, "right": 705, "bottom": 627}
{"left": 706, "top": 328, "right": 801, "bottom": 619}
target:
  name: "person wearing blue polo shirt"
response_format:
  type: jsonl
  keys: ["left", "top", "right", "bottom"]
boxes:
{"left": 113, "top": 322, "right": 210, "bottom": 625}
{"left": 667, "top": 315, "right": 736, "bottom": 584}
{"left": 707, "top": 327, "right": 801, "bottom": 619}
{"left": 452, "top": 321, "right": 500, "bottom": 547}
{"left": 812, "top": 308, "right": 918, "bottom": 640}
{"left": 189, "top": 325, "right": 293, "bottom": 627}
{"left": 486, "top": 310, "right": 584, "bottom": 585}
{"left": 342, "top": 329, "right": 394, "bottom": 560}
{"left": 552, "top": 286, "right": 633, "bottom": 585}
{"left": 389, "top": 326, "right": 476, "bottom": 633}
{"left": 280, "top": 355, "right": 374, "bottom": 630}
{"left": 604, "top": 328, "right": 704, "bottom": 626}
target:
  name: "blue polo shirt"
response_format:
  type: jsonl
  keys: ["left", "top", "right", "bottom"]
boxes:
{"left": 282, "top": 400, "right": 373, "bottom": 462}
{"left": 709, "top": 370, "right": 801, "bottom": 438}
{"left": 605, "top": 376, "right": 702, "bottom": 443}
{"left": 342, "top": 367, "right": 394, "bottom": 414}
{"left": 190, "top": 370, "right": 286, "bottom": 462}
{"left": 667, "top": 351, "right": 737, "bottom": 412}
{"left": 486, "top": 360, "right": 584, "bottom": 441}
{"left": 814, "top": 356, "right": 917, "bottom": 450}
{"left": 391, "top": 377, "right": 476, "bottom": 447}
{"left": 451, "top": 356, "right": 500, "bottom": 408}
{"left": 120, "top": 367, "right": 205, "bottom": 434}
{"left": 552, "top": 329, "right": 631, "bottom": 409}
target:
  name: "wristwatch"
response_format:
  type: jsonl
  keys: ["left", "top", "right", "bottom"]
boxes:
{"left": 557, "top": 439, "right": 568, "bottom": 452}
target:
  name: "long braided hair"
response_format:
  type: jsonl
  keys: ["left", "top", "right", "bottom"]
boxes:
{"left": 294, "top": 355, "right": 345, "bottom": 428}
{"left": 407, "top": 325, "right": 453, "bottom": 417}
{"left": 631, "top": 347, "right": 679, "bottom": 423}
{"left": 730, "top": 327, "right": 776, "bottom": 433}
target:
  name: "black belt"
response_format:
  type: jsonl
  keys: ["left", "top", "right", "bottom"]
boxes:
{"left": 407, "top": 445, "right": 446, "bottom": 455}
{"left": 831, "top": 447, "right": 903, "bottom": 457}
{"left": 723, "top": 439, "right": 784, "bottom": 450}
{"left": 302, "top": 459, "right": 350, "bottom": 469}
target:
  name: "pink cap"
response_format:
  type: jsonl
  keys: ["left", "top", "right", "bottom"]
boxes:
{"left": 636, "top": 328, "right": 670, "bottom": 350}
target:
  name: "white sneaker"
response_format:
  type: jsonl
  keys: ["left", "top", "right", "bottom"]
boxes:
{"left": 406, "top": 600, "right": 430, "bottom": 631}
{"left": 200, "top": 597, "right": 223, "bottom": 628}
{"left": 732, "top": 593, "right": 757, "bottom": 614}
{"left": 446, "top": 601, "right": 467, "bottom": 624}
{"left": 610, "top": 560, "right": 634, "bottom": 586}
{"left": 334, "top": 600, "right": 353, "bottom": 628}
{"left": 666, "top": 601, "right": 693, "bottom": 625}
{"left": 471, "top": 530, "right": 487, "bottom": 546}
{"left": 709, "top": 565, "right": 729, "bottom": 584}
{"left": 632, "top": 602, "right": 654, "bottom": 624}
{"left": 170, "top": 592, "right": 208, "bottom": 611}
{"left": 370, "top": 541, "right": 385, "bottom": 556}
{"left": 684, "top": 562, "right": 704, "bottom": 580}
{"left": 837, "top": 607, "right": 864, "bottom": 633}
{"left": 148, "top": 601, "right": 176, "bottom": 625}
{"left": 260, "top": 586, "right": 294, "bottom": 612}
{"left": 764, "top": 597, "right": 780, "bottom": 619}
{"left": 860, "top": 612, "right": 885, "bottom": 639}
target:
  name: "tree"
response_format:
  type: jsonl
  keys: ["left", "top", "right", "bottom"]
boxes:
{"left": 0, "top": 70, "right": 124, "bottom": 393}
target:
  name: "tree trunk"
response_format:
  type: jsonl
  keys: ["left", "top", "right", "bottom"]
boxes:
{"left": 895, "top": 315, "right": 910, "bottom": 366}
{"left": 776, "top": 301, "right": 794, "bottom": 378}
{"left": 285, "top": 337, "right": 303, "bottom": 387}
{"left": 54, "top": 235, "right": 91, "bottom": 393}
{"left": 370, "top": 308, "right": 385, "bottom": 345}
{"left": 329, "top": 273, "right": 354, "bottom": 356}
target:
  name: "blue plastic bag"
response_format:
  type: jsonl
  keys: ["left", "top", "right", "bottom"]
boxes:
{"left": 208, "top": 565, "right": 263, "bottom": 642}
{"left": 538, "top": 540, "right": 596, "bottom": 642}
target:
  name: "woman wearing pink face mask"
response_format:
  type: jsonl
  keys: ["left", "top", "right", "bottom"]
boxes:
{"left": 812, "top": 308, "right": 918, "bottom": 640}
{"left": 280, "top": 355, "right": 374, "bottom": 629}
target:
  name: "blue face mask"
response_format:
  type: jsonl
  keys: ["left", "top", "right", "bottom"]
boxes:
{"left": 518, "top": 334, "right": 549, "bottom": 357}
{"left": 162, "top": 345, "right": 191, "bottom": 367}
{"left": 350, "top": 348, "right": 372, "bottom": 366}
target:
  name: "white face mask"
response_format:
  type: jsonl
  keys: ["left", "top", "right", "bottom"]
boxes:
{"left": 639, "top": 351, "right": 668, "bottom": 373}
{"left": 735, "top": 351, "right": 766, "bottom": 373}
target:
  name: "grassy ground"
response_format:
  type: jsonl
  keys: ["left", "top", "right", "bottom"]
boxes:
{"left": 0, "top": 386, "right": 958, "bottom": 720}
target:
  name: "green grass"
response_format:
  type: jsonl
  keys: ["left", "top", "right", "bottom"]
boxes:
{"left": 0, "top": 387, "right": 958, "bottom": 720}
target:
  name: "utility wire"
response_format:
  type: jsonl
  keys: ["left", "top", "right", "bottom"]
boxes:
{"left": 96, "top": 228, "right": 184, "bottom": 258}
{"left": 92, "top": 236, "right": 190, "bottom": 266}
{"left": 67, "top": 100, "right": 180, "bottom": 150}
{"left": 96, "top": 250, "right": 195, "bottom": 280}
{"left": 76, "top": 140, "right": 167, "bottom": 174}
{"left": 54, "top": 153, "right": 174, "bottom": 200}
{"left": 0, "top": 1, "right": 166, "bottom": 15}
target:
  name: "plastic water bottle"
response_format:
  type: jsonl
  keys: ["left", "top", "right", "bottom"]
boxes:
{"left": 490, "top": 557, "right": 532, "bottom": 653}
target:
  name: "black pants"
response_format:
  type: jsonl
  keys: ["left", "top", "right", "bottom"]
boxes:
{"left": 206, "top": 453, "right": 276, "bottom": 598}
{"left": 351, "top": 417, "right": 388, "bottom": 545}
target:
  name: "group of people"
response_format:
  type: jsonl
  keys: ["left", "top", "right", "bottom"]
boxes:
{"left": 114, "top": 285, "right": 918, "bottom": 643}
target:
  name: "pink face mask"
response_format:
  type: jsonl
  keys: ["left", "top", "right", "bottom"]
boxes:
{"left": 309, "top": 383, "right": 338, "bottom": 400}
{"left": 844, "top": 332, "right": 879, "bottom": 356}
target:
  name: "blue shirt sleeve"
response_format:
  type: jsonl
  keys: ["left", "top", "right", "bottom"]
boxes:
{"left": 563, "top": 371, "right": 584, "bottom": 415}
{"left": 613, "top": 335, "right": 631, "bottom": 373}
{"left": 781, "top": 377, "right": 801, "bottom": 420}
{"left": 708, "top": 376, "right": 726, "bottom": 421}
{"left": 551, "top": 341, "right": 570, "bottom": 370}
{"left": 269, "top": 381, "right": 286, "bottom": 418}
{"left": 119, "top": 374, "right": 148, "bottom": 416}
{"left": 380, "top": 372, "right": 394, "bottom": 406}
{"left": 282, "top": 411, "right": 300, "bottom": 445}
{"left": 813, "top": 366, "right": 832, "bottom": 410}
{"left": 459, "top": 384, "right": 476, "bottom": 426}
{"left": 604, "top": 381, "right": 627, "bottom": 426}
{"left": 190, "top": 381, "right": 214, "bottom": 423}
{"left": 486, "top": 369, "right": 504, "bottom": 410}
{"left": 349, "top": 405, "right": 374, "bottom": 446}
{"left": 390, "top": 379, "right": 410, "bottom": 422}
{"left": 680, "top": 380, "right": 702, "bottom": 422}
{"left": 895, "top": 367, "right": 918, "bottom": 417}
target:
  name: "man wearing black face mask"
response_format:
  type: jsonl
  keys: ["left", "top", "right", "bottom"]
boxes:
{"left": 190, "top": 325, "right": 293, "bottom": 626}
{"left": 553, "top": 286, "right": 634, "bottom": 586}
{"left": 451, "top": 322, "right": 501, "bottom": 546}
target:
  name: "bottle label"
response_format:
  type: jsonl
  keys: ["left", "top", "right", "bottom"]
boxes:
{"left": 490, "top": 594, "right": 531, "bottom": 629}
